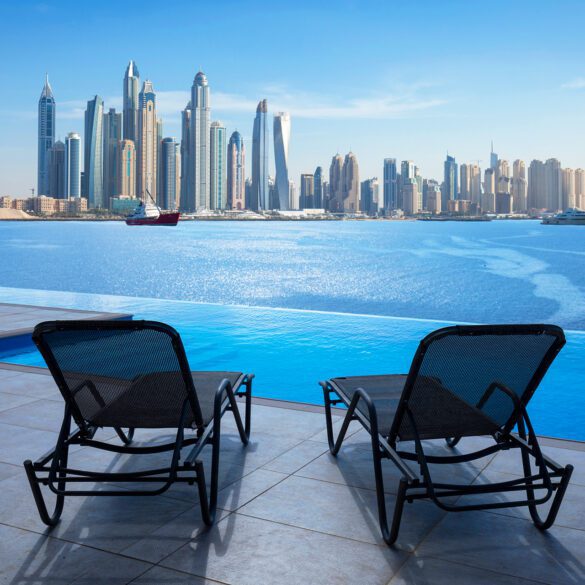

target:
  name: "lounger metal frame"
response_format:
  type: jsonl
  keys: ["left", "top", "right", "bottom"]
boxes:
{"left": 321, "top": 325, "right": 574, "bottom": 546}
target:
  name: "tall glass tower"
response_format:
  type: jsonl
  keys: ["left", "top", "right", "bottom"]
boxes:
{"left": 123, "top": 61, "right": 140, "bottom": 142}
{"left": 84, "top": 96, "right": 104, "bottom": 208}
{"left": 383, "top": 158, "right": 398, "bottom": 212}
{"left": 190, "top": 72, "right": 211, "bottom": 210}
{"left": 273, "top": 112, "right": 290, "bottom": 210}
{"left": 103, "top": 108, "right": 122, "bottom": 205}
{"left": 137, "top": 80, "right": 157, "bottom": 201}
{"left": 314, "top": 166, "right": 324, "bottom": 209}
{"left": 227, "top": 131, "right": 245, "bottom": 210}
{"left": 38, "top": 74, "right": 55, "bottom": 195}
{"left": 210, "top": 121, "right": 226, "bottom": 210}
{"left": 442, "top": 154, "right": 459, "bottom": 209}
{"left": 160, "top": 137, "right": 180, "bottom": 210}
{"left": 65, "top": 132, "right": 81, "bottom": 198}
{"left": 251, "top": 99, "right": 269, "bottom": 211}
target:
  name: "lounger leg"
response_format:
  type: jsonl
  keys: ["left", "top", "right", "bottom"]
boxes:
{"left": 114, "top": 427, "right": 134, "bottom": 445}
{"left": 242, "top": 376, "right": 253, "bottom": 440}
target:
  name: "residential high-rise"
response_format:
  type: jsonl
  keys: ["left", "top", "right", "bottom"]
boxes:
{"left": 251, "top": 99, "right": 269, "bottom": 211}
{"left": 64, "top": 132, "right": 81, "bottom": 198}
{"left": 313, "top": 166, "right": 324, "bottom": 208}
{"left": 470, "top": 164, "right": 482, "bottom": 204}
{"left": 490, "top": 141, "right": 498, "bottom": 170}
{"left": 137, "top": 80, "right": 157, "bottom": 201}
{"left": 227, "top": 131, "right": 245, "bottom": 210}
{"left": 160, "top": 137, "right": 181, "bottom": 210}
{"left": 575, "top": 168, "right": 585, "bottom": 209}
{"left": 189, "top": 71, "right": 211, "bottom": 210}
{"left": 528, "top": 160, "right": 546, "bottom": 209}
{"left": 562, "top": 168, "right": 576, "bottom": 210}
{"left": 512, "top": 160, "right": 527, "bottom": 212}
{"left": 117, "top": 140, "right": 136, "bottom": 198}
{"left": 383, "top": 158, "right": 398, "bottom": 212}
{"left": 425, "top": 180, "right": 441, "bottom": 213}
{"left": 545, "top": 158, "right": 562, "bottom": 211}
{"left": 300, "top": 173, "right": 314, "bottom": 209}
{"left": 38, "top": 74, "right": 56, "bottom": 195}
{"left": 273, "top": 112, "right": 291, "bottom": 210}
{"left": 360, "top": 178, "right": 379, "bottom": 215}
{"left": 156, "top": 118, "right": 164, "bottom": 204}
{"left": 460, "top": 164, "right": 470, "bottom": 199}
{"left": 84, "top": 95, "right": 104, "bottom": 208}
{"left": 210, "top": 121, "right": 226, "bottom": 210}
{"left": 442, "top": 155, "right": 458, "bottom": 209}
{"left": 329, "top": 154, "right": 344, "bottom": 211}
{"left": 289, "top": 179, "right": 297, "bottom": 209}
{"left": 103, "top": 108, "right": 122, "bottom": 206}
{"left": 482, "top": 168, "right": 495, "bottom": 212}
{"left": 245, "top": 178, "right": 252, "bottom": 209}
{"left": 48, "top": 140, "right": 65, "bottom": 199}
{"left": 123, "top": 60, "right": 140, "bottom": 142}
{"left": 402, "top": 179, "right": 419, "bottom": 215}
{"left": 341, "top": 152, "right": 360, "bottom": 212}
{"left": 180, "top": 102, "right": 192, "bottom": 211}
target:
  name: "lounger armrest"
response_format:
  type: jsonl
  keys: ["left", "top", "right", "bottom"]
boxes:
{"left": 476, "top": 380, "right": 522, "bottom": 427}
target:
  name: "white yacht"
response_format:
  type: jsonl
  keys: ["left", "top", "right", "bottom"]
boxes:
{"left": 542, "top": 208, "right": 585, "bottom": 225}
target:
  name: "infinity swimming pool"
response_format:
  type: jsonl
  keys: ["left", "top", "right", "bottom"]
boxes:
{"left": 1, "top": 286, "right": 584, "bottom": 441}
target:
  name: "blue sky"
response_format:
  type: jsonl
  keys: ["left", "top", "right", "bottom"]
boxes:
{"left": 2, "top": 0, "right": 585, "bottom": 195}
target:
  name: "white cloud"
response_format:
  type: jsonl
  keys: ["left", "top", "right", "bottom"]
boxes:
{"left": 561, "top": 78, "right": 585, "bottom": 89}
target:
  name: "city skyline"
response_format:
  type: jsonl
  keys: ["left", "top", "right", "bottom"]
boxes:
{"left": 4, "top": 1, "right": 585, "bottom": 195}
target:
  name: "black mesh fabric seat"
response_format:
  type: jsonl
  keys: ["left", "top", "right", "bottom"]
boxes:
{"left": 24, "top": 320, "right": 254, "bottom": 529}
{"left": 321, "top": 324, "right": 573, "bottom": 546}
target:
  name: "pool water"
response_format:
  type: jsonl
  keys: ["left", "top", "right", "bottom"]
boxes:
{"left": 1, "top": 286, "right": 584, "bottom": 441}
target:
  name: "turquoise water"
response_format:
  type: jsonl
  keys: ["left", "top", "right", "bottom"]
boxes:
{"left": 0, "top": 220, "right": 583, "bottom": 440}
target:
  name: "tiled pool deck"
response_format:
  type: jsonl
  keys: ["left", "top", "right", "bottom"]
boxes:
{"left": 0, "top": 363, "right": 584, "bottom": 584}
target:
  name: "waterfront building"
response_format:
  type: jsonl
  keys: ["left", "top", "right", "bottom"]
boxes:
{"left": 460, "top": 164, "right": 470, "bottom": 199}
{"left": 227, "top": 131, "right": 245, "bottom": 210}
{"left": 400, "top": 160, "right": 415, "bottom": 206}
{"left": 425, "top": 180, "right": 441, "bottom": 213}
{"left": 482, "top": 167, "right": 496, "bottom": 212}
{"left": 48, "top": 140, "right": 65, "bottom": 199}
{"left": 383, "top": 158, "right": 398, "bottom": 212}
{"left": 402, "top": 179, "right": 419, "bottom": 215}
{"left": 300, "top": 173, "right": 314, "bottom": 209}
{"left": 545, "top": 158, "right": 562, "bottom": 211}
{"left": 268, "top": 177, "right": 277, "bottom": 209}
{"left": 111, "top": 196, "right": 139, "bottom": 216}
{"left": 251, "top": 99, "right": 269, "bottom": 211}
{"left": 289, "top": 180, "right": 297, "bottom": 210}
{"left": 442, "top": 155, "right": 458, "bottom": 209}
{"left": 210, "top": 121, "right": 226, "bottom": 210}
{"left": 329, "top": 154, "right": 344, "bottom": 211}
{"left": 274, "top": 112, "right": 291, "bottom": 210}
{"left": 575, "top": 168, "right": 585, "bottom": 209}
{"left": 470, "top": 164, "right": 482, "bottom": 204}
{"left": 160, "top": 137, "right": 181, "bottom": 210}
{"left": 180, "top": 103, "right": 192, "bottom": 211}
{"left": 117, "top": 140, "right": 136, "bottom": 198}
{"left": 562, "top": 168, "right": 576, "bottom": 210}
{"left": 189, "top": 72, "right": 211, "bottom": 210}
{"left": 156, "top": 118, "right": 164, "bottom": 205}
{"left": 245, "top": 178, "right": 252, "bottom": 209}
{"left": 528, "top": 160, "right": 546, "bottom": 209}
{"left": 38, "top": 75, "right": 56, "bottom": 195}
{"left": 360, "top": 177, "right": 379, "bottom": 215}
{"left": 64, "top": 132, "right": 81, "bottom": 198}
{"left": 103, "top": 108, "right": 122, "bottom": 205}
{"left": 342, "top": 152, "right": 360, "bottom": 212}
{"left": 490, "top": 142, "right": 498, "bottom": 169}
{"left": 313, "top": 166, "right": 324, "bottom": 209}
{"left": 137, "top": 80, "right": 158, "bottom": 201}
{"left": 84, "top": 95, "right": 104, "bottom": 208}
{"left": 123, "top": 60, "right": 140, "bottom": 142}
{"left": 495, "top": 159, "right": 510, "bottom": 198}
{"left": 512, "top": 160, "right": 527, "bottom": 212}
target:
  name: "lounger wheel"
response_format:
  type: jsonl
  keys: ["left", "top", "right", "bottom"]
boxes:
{"left": 24, "top": 459, "right": 65, "bottom": 527}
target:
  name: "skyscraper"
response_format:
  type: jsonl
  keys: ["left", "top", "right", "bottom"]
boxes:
{"left": 470, "top": 164, "right": 482, "bottom": 204}
{"left": 84, "top": 95, "right": 104, "bottom": 208}
{"left": 402, "top": 179, "right": 419, "bottom": 215}
{"left": 156, "top": 118, "right": 164, "bottom": 204}
{"left": 38, "top": 74, "right": 56, "bottom": 195}
{"left": 426, "top": 180, "right": 442, "bottom": 213}
{"left": 383, "top": 158, "right": 398, "bottom": 212}
{"left": 180, "top": 102, "right": 192, "bottom": 211}
{"left": 482, "top": 168, "right": 496, "bottom": 212}
{"left": 512, "top": 160, "right": 527, "bottom": 212}
{"left": 48, "top": 141, "right": 65, "bottom": 199}
{"left": 528, "top": 160, "right": 546, "bottom": 209}
{"left": 210, "top": 121, "right": 226, "bottom": 210}
{"left": 360, "top": 178, "right": 379, "bottom": 215}
{"left": 329, "top": 154, "right": 344, "bottom": 211}
{"left": 160, "top": 137, "right": 181, "bottom": 210}
{"left": 137, "top": 80, "right": 157, "bottom": 201}
{"left": 313, "top": 166, "right": 324, "bottom": 208}
{"left": 103, "top": 108, "right": 122, "bottom": 206}
{"left": 64, "top": 132, "right": 81, "bottom": 198}
{"left": 490, "top": 141, "right": 498, "bottom": 170}
{"left": 189, "top": 72, "right": 211, "bottom": 210}
{"left": 342, "top": 152, "right": 360, "bottom": 212}
{"left": 442, "top": 155, "right": 458, "bottom": 209}
{"left": 575, "top": 168, "right": 585, "bottom": 209}
{"left": 562, "top": 167, "right": 576, "bottom": 210}
{"left": 118, "top": 140, "right": 136, "bottom": 198}
{"left": 545, "top": 158, "right": 562, "bottom": 210}
{"left": 227, "top": 131, "right": 245, "bottom": 210}
{"left": 460, "top": 164, "right": 470, "bottom": 199}
{"left": 123, "top": 60, "right": 140, "bottom": 142}
{"left": 273, "top": 112, "right": 291, "bottom": 210}
{"left": 300, "top": 173, "right": 314, "bottom": 209}
{"left": 251, "top": 99, "right": 269, "bottom": 211}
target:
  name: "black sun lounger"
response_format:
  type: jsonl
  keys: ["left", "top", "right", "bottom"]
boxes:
{"left": 320, "top": 324, "right": 573, "bottom": 545}
{"left": 24, "top": 320, "right": 253, "bottom": 527}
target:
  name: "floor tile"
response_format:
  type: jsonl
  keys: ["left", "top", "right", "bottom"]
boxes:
{"left": 131, "top": 565, "right": 218, "bottom": 584}
{"left": 262, "top": 439, "right": 329, "bottom": 474}
{"left": 0, "top": 391, "right": 41, "bottom": 412}
{"left": 0, "top": 372, "right": 60, "bottom": 399}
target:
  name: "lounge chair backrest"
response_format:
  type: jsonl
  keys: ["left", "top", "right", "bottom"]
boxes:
{"left": 33, "top": 320, "right": 204, "bottom": 430}
{"left": 391, "top": 325, "right": 565, "bottom": 442}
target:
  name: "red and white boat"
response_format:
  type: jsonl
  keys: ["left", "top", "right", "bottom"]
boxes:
{"left": 125, "top": 197, "right": 180, "bottom": 226}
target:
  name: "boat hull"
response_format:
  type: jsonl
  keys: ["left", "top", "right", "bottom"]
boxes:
{"left": 126, "top": 212, "right": 180, "bottom": 226}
